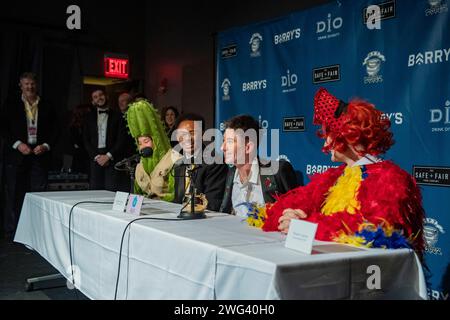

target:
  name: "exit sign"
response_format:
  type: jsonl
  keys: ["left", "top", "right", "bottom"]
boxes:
{"left": 104, "top": 54, "right": 129, "bottom": 79}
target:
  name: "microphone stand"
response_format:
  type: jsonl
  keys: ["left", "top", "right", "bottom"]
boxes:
{"left": 126, "top": 159, "right": 136, "bottom": 194}
{"left": 114, "top": 155, "right": 140, "bottom": 194}
{"left": 178, "top": 165, "right": 206, "bottom": 220}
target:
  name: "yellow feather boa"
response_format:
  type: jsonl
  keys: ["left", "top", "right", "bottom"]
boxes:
{"left": 321, "top": 166, "right": 362, "bottom": 216}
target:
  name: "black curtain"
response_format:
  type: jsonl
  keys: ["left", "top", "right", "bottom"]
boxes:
{"left": 0, "top": 31, "right": 44, "bottom": 105}
{"left": 41, "top": 44, "right": 78, "bottom": 170}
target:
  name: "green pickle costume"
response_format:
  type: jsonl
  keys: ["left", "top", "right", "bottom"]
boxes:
{"left": 126, "top": 100, "right": 181, "bottom": 201}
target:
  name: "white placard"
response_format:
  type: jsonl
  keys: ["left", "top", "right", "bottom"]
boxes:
{"left": 112, "top": 192, "right": 129, "bottom": 212}
{"left": 285, "top": 219, "right": 318, "bottom": 255}
{"left": 126, "top": 194, "right": 144, "bottom": 216}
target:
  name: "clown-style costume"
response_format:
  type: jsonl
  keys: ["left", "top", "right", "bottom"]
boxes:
{"left": 126, "top": 100, "right": 182, "bottom": 201}
{"left": 263, "top": 158, "right": 425, "bottom": 252}
{"left": 262, "top": 89, "right": 425, "bottom": 253}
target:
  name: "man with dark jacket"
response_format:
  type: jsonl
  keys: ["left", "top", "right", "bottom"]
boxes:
{"left": 83, "top": 88, "right": 127, "bottom": 191}
{"left": 116, "top": 92, "right": 136, "bottom": 192}
{"left": 219, "top": 115, "right": 301, "bottom": 215}
{"left": 3, "top": 72, "right": 56, "bottom": 239}
{"left": 172, "top": 114, "right": 228, "bottom": 212}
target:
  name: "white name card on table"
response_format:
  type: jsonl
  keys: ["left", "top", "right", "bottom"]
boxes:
{"left": 112, "top": 192, "right": 130, "bottom": 212}
{"left": 126, "top": 194, "right": 144, "bottom": 216}
{"left": 285, "top": 219, "right": 318, "bottom": 255}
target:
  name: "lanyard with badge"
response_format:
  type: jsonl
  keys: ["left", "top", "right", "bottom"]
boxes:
{"left": 24, "top": 99, "right": 39, "bottom": 145}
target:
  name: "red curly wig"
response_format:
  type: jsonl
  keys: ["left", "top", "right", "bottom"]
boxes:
{"left": 319, "top": 99, "right": 395, "bottom": 156}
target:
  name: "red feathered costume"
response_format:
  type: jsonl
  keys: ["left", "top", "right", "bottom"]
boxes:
{"left": 263, "top": 89, "right": 425, "bottom": 253}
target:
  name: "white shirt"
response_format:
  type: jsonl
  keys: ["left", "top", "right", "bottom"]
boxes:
{"left": 97, "top": 108, "right": 109, "bottom": 149}
{"left": 352, "top": 154, "right": 382, "bottom": 167}
{"left": 25, "top": 112, "right": 38, "bottom": 145}
{"left": 12, "top": 96, "right": 50, "bottom": 151}
{"left": 231, "top": 158, "right": 265, "bottom": 218}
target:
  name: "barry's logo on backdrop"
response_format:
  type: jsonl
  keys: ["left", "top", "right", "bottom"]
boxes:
{"left": 425, "top": 0, "right": 448, "bottom": 16}
{"left": 221, "top": 79, "right": 231, "bottom": 101}
{"left": 316, "top": 13, "right": 343, "bottom": 40}
{"left": 249, "top": 33, "right": 263, "bottom": 57}
{"left": 242, "top": 79, "right": 267, "bottom": 92}
{"left": 281, "top": 70, "right": 299, "bottom": 93}
{"left": 408, "top": 48, "right": 450, "bottom": 67}
{"left": 362, "top": 0, "right": 396, "bottom": 24}
{"left": 363, "top": 51, "right": 385, "bottom": 84}
{"left": 313, "top": 65, "right": 340, "bottom": 84}
{"left": 306, "top": 164, "right": 339, "bottom": 176}
{"left": 413, "top": 166, "right": 450, "bottom": 187}
{"left": 429, "top": 100, "right": 450, "bottom": 133}
{"left": 274, "top": 28, "right": 301, "bottom": 45}
{"left": 422, "top": 217, "right": 446, "bottom": 256}
{"left": 381, "top": 112, "right": 404, "bottom": 125}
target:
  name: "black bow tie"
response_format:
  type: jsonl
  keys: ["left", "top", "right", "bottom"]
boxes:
{"left": 98, "top": 109, "right": 109, "bottom": 114}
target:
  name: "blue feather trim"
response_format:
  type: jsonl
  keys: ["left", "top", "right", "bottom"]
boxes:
{"left": 355, "top": 227, "right": 411, "bottom": 249}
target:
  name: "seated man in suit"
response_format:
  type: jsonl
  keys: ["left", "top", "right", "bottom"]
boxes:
{"left": 219, "top": 115, "right": 300, "bottom": 216}
{"left": 172, "top": 114, "right": 228, "bottom": 212}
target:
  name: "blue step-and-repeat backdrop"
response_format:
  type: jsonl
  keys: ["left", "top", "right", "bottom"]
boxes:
{"left": 216, "top": 0, "right": 449, "bottom": 300}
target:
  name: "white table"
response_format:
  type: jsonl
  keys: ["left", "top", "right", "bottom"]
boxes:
{"left": 14, "top": 191, "right": 427, "bottom": 300}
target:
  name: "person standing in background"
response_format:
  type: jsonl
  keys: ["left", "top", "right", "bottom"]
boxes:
{"left": 116, "top": 91, "right": 135, "bottom": 191}
{"left": 83, "top": 88, "right": 127, "bottom": 191}
{"left": 161, "top": 106, "right": 179, "bottom": 147}
{"left": 64, "top": 103, "right": 92, "bottom": 174}
{"left": 118, "top": 92, "right": 132, "bottom": 114}
{"left": 2, "top": 72, "right": 57, "bottom": 240}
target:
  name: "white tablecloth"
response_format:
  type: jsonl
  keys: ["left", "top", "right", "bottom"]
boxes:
{"left": 14, "top": 191, "right": 427, "bottom": 300}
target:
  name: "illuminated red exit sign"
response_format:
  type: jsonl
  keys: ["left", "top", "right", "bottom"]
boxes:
{"left": 104, "top": 54, "right": 129, "bottom": 79}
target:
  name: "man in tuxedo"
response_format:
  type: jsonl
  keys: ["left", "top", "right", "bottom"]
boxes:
{"left": 83, "top": 88, "right": 127, "bottom": 191}
{"left": 172, "top": 114, "right": 228, "bottom": 212}
{"left": 3, "top": 72, "right": 57, "bottom": 239}
{"left": 219, "top": 115, "right": 301, "bottom": 215}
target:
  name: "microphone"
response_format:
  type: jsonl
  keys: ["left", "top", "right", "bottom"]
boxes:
{"left": 115, "top": 154, "right": 141, "bottom": 167}
{"left": 140, "top": 147, "right": 153, "bottom": 158}
{"left": 114, "top": 148, "right": 154, "bottom": 168}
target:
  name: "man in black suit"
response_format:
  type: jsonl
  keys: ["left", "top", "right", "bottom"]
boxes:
{"left": 116, "top": 92, "right": 135, "bottom": 192}
{"left": 83, "top": 88, "right": 127, "bottom": 191}
{"left": 172, "top": 114, "right": 228, "bottom": 212}
{"left": 219, "top": 115, "right": 301, "bottom": 215}
{"left": 3, "top": 72, "right": 56, "bottom": 239}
